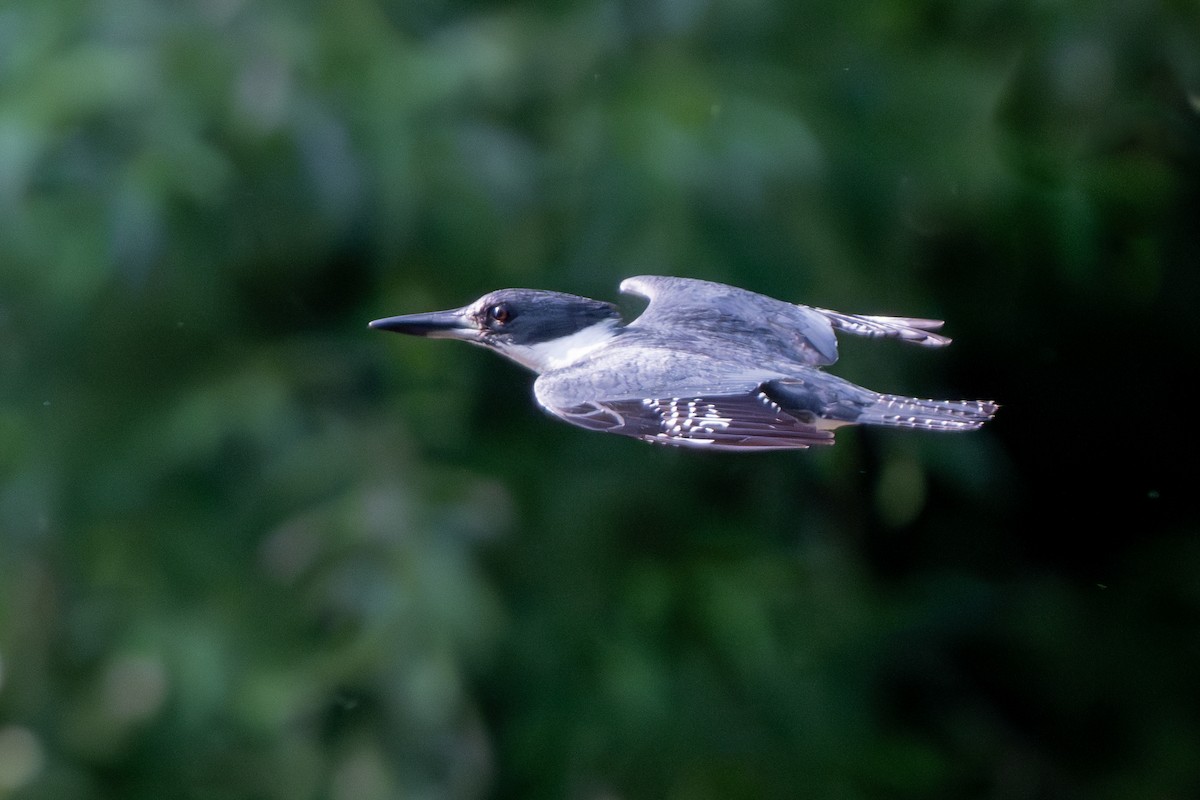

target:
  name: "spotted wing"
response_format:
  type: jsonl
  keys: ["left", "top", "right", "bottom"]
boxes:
{"left": 544, "top": 389, "right": 835, "bottom": 451}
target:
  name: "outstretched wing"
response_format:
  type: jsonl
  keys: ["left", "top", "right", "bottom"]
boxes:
{"left": 539, "top": 387, "right": 835, "bottom": 451}
{"left": 620, "top": 276, "right": 953, "bottom": 363}
{"left": 814, "top": 308, "right": 951, "bottom": 347}
{"left": 619, "top": 275, "right": 842, "bottom": 366}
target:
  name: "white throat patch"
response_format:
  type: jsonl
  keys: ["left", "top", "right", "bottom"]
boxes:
{"left": 497, "top": 321, "right": 620, "bottom": 373}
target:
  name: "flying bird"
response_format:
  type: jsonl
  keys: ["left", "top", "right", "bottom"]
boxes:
{"left": 370, "top": 276, "right": 996, "bottom": 451}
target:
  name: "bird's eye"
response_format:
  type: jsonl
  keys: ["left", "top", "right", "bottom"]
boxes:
{"left": 488, "top": 303, "right": 512, "bottom": 324}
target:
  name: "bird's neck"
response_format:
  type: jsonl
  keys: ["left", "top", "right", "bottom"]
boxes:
{"left": 495, "top": 320, "right": 622, "bottom": 373}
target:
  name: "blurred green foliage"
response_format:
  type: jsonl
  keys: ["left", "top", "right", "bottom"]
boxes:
{"left": 2, "top": 0, "right": 1198, "bottom": 798}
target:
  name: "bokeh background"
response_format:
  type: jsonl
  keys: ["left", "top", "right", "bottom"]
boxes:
{"left": 2, "top": 1, "right": 1198, "bottom": 798}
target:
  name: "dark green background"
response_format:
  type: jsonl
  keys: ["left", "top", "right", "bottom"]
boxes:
{"left": 2, "top": 1, "right": 1197, "bottom": 798}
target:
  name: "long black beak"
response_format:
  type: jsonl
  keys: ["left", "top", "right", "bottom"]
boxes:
{"left": 368, "top": 308, "right": 479, "bottom": 339}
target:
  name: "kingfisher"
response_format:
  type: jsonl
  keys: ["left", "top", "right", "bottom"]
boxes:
{"left": 370, "top": 276, "right": 996, "bottom": 451}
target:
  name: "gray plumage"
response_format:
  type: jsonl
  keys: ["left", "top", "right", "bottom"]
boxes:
{"left": 370, "top": 276, "right": 997, "bottom": 451}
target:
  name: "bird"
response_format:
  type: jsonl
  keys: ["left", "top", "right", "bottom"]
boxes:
{"left": 370, "top": 276, "right": 997, "bottom": 451}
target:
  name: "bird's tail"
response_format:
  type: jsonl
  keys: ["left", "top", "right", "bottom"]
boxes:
{"left": 816, "top": 309, "right": 953, "bottom": 347}
{"left": 858, "top": 394, "right": 998, "bottom": 431}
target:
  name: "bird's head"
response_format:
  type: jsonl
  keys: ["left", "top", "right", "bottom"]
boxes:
{"left": 370, "top": 288, "right": 623, "bottom": 372}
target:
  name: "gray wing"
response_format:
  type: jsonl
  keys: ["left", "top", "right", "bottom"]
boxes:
{"left": 813, "top": 308, "right": 951, "bottom": 347}
{"left": 620, "top": 276, "right": 952, "bottom": 360}
{"left": 619, "top": 275, "right": 841, "bottom": 366}
{"left": 540, "top": 390, "right": 834, "bottom": 451}
{"left": 534, "top": 357, "right": 835, "bottom": 451}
